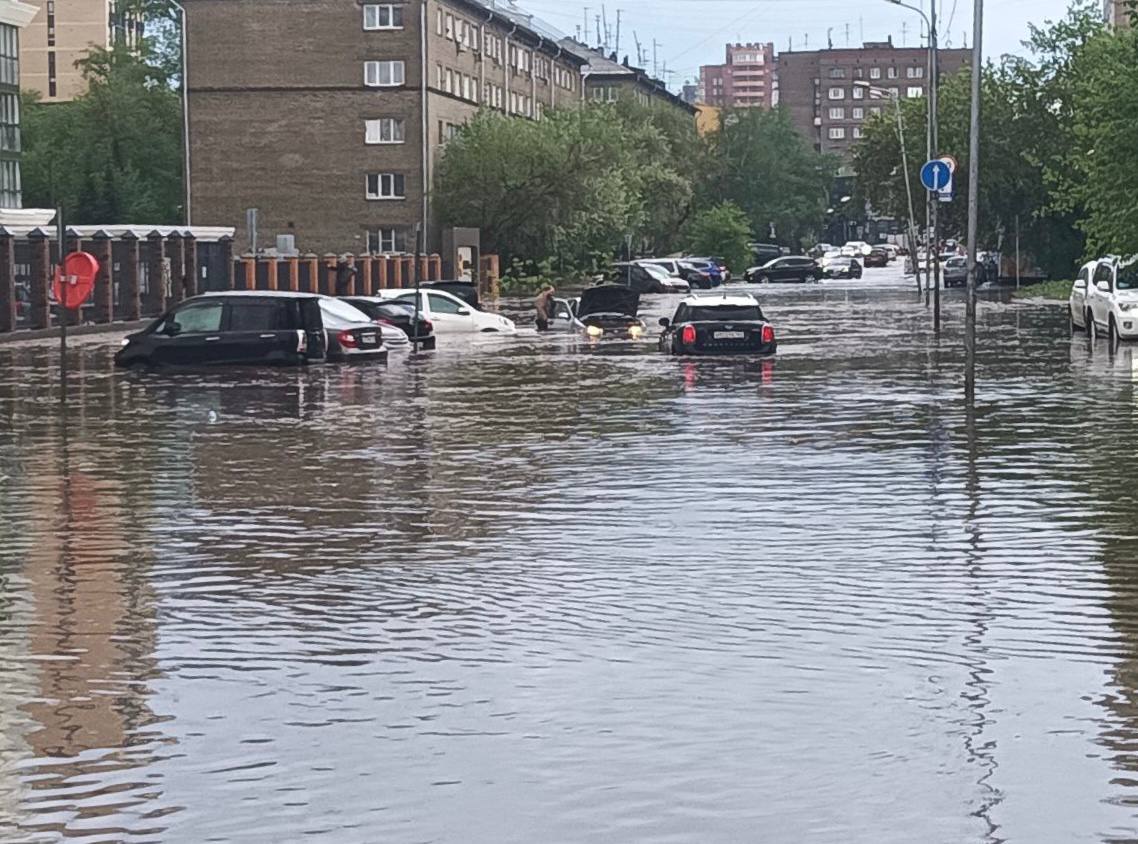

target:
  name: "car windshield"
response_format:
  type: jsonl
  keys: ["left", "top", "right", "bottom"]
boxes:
{"left": 828, "top": 257, "right": 852, "bottom": 265}
{"left": 685, "top": 305, "right": 764, "bottom": 322}
{"left": 1117, "top": 264, "right": 1138, "bottom": 291}
{"left": 640, "top": 263, "right": 671, "bottom": 280}
{"left": 321, "top": 298, "right": 372, "bottom": 324}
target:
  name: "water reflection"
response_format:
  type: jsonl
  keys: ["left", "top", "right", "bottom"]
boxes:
{"left": 1, "top": 286, "right": 1138, "bottom": 841}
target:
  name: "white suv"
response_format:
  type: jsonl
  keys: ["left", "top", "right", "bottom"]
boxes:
{"left": 1080, "top": 256, "right": 1138, "bottom": 343}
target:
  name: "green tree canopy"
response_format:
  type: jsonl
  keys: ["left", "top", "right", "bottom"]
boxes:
{"left": 684, "top": 202, "right": 752, "bottom": 274}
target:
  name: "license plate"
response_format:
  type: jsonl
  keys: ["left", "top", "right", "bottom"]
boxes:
{"left": 715, "top": 331, "right": 745, "bottom": 340}
{"left": 360, "top": 333, "right": 377, "bottom": 345}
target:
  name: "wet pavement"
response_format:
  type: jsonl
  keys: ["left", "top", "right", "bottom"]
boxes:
{"left": 2, "top": 266, "right": 1137, "bottom": 842}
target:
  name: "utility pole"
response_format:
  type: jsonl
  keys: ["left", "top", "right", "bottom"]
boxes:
{"left": 653, "top": 39, "right": 659, "bottom": 77}
{"left": 616, "top": 9, "right": 622, "bottom": 58}
{"left": 964, "top": 0, "right": 983, "bottom": 400}
{"left": 595, "top": 14, "right": 601, "bottom": 47}
{"left": 845, "top": 22, "right": 850, "bottom": 46}
{"left": 930, "top": 0, "right": 941, "bottom": 336}
{"left": 634, "top": 31, "right": 643, "bottom": 66}
{"left": 584, "top": 8, "right": 590, "bottom": 44}
{"left": 902, "top": 21, "right": 907, "bottom": 46}
{"left": 601, "top": 5, "right": 608, "bottom": 51}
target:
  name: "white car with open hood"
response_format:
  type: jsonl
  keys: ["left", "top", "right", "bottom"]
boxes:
{"left": 379, "top": 288, "right": 516, "bottom": 334}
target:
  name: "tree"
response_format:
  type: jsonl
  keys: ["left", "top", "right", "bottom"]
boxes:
{"left": 684, "top": 202, "right": 752, "bottom": 274}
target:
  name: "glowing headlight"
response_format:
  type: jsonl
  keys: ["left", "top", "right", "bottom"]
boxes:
{"left": 628, "top": 325, "right": 645, "bottom": 338}
{"left": 1121, "top": 303, "right": 1138, "bottom": 312}
{"left": 120, "top": 338, "right": 131, "bottom": 347}
{"left": 586, "top": 325, "right": 604, "bottom": 337}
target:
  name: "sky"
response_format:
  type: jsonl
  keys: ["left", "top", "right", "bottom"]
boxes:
{"left": 513, "top": 0, "right": 1079, "bottom": 90}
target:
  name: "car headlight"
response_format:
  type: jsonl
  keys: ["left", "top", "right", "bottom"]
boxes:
{"left": 120, "top": 338, "right": 130, "bottom": 347}
{"left": 628, "top": 325, "right": 644, "bottom": 338}
{"left": 1121, "top": 303, "right": 1138, "bottom": 312}
{"left": 586, "top": 325, "right": 604, "bottom": 337}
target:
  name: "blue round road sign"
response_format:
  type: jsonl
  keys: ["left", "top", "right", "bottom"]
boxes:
{"left": 920, "top": 160, "right": 952, "bottom": 192}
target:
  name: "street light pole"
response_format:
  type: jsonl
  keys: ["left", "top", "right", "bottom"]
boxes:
{"left": 169, "top": 0, "right": 192, "bottom": 226}
{"left": 965, "top": 0, "right": 983, "bottom": 400}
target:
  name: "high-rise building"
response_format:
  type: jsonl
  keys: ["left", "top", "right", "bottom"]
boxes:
{"left": 187, "top": 0, "right": 587, "bottom": 254}
{"left": 1106, "top": 0, "right": 1132, "bottom": 27}
{"left": 0, "top": 0, "right": 35, "bottom": 208}
{"left": 777, "top": 40, "right": 971, "bottom": 166}
{"left": 698, "top": 43, "right": 775, "bottom": 109}
{"left": 20, "top": 0, "right": 141, "bottom": 102}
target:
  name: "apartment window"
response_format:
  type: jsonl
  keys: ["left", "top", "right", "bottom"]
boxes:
{"left": 853, "top": 127, "right": 864, "bottom": 139}
{"left": 828, "top": 67, "right": 846, "bottom": 79}
{"left": 445, "top": 68, "right": 453, "bottom": 93}
{"left": 887, "top": 66, "right": 898, "bottom": 79}
{"left": 870, "top": 106, "right": 882, "bottom": 116}
{"left": 827, "top": 87, "right": 844, "bottom": 100}
{"left": 907, "top": 86, "right": 924, "bottom": 98}
{"left": 47, "top": 51, "right": 56, "bottom": 97}
{"left": 364, "top": 60, "right": 404, "bottom": 87}
{"left": 828, "top": 107, "right": 845, "bottom": 120}
{"left": 365, "top": 118, "right": 405, "bottom": 144}
{"left": 854, "top": 68, "right": 864, "bottom": 79}
{"left": 870, "top": 67, "right": 881, "bottom": 80}
{"left": 369, "top": 228, "right": 404, "bottom": 253}
{"left": 444, "top": 13, "right": 454, "bottom": 39}
{"left": 0, "top": 92, "right": 19, "bottom": 153}
{"left": 366, "top": 173, "right": 406, "bottom": 199}
{"left": 829, "top": 127, "right": 846, "bottom": 140}
{"left": 852, "top": 107, "right": 864, "bottom": 120}
{"left": 436, "top": 8, "right": 442, "bottom": 35}
{"left": 363, "top": 4, "right": 403, "bottom": 30}
{"left": 852, "top": 86, "right": 865, "bottom": 100}
{"left": 0, "top": 25, "right": 16, "bottom": 88}
{"left": 907, "top": 66, "right": 925, "bottom": 79}
{"left": 436, "top": 63, "right": 442, "bottom": 88}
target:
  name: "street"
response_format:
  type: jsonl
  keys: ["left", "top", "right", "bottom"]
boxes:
{"left": 2, "top": 268, "right": 1138, "bottom": 843}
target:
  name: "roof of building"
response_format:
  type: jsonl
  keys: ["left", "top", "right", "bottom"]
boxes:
{"left": 560, "top": 39, "right": 697, "bottom": 115}
{"left": 449, "top": 0, "right": 587, "bottom": 64}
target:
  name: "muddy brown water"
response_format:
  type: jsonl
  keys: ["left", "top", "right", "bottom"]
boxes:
{"left": 2, "top": 274, "right": 1137, "bottom": 842}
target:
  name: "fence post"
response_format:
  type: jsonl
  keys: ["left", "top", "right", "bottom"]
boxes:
{"left": 429, "top": 254, "right": 442, "bottom": 280}
{"left": 120, "top": 232, "right": 141, "bottom": 320}
{"left": 240, "top": 256, "right": 255, "bottom": 290}
{"left": 377, "top": 256, "right": 388, "bottom": 290}
{"left": 145, "top": 231, "right": 167, "bottom": 317}
{"left": 91, "top": 231, "right": 114, "bottom": 324}
{"left": 0, "top": 228, "right": 14, "bottom": 333}
{"left": 286, "top": 256, "right": 300, "bottom": 291}
{"left": 166, "top": 231, "right": 185, "bottom": 308}
{"left": 263, "top": 255, "right": 279, "bottom": 291}
{"left": 27, "top": 228, "right": 50, "bottom": 330}
{"left": 391, "top": 256, "right": 403, "bottom": 289}
{"left": 218, "top": 235, "right": 234, "bottom": 291}
{"left": 183, "top": 232, "right": 199, "bottom": 298}
{"left": 358, "top": 255, "right": 373, "bottom": 295}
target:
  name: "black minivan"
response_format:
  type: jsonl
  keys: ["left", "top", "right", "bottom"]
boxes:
{"left": 115, "top": 292, "right": 328, "bottom": 369}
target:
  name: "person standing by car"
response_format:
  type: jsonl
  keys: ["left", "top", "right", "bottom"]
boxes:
{"left": 534, "top": 284, "right": 556, "bottom": 331}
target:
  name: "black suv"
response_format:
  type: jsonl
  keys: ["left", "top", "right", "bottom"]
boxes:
{"left": 115, "top": 292, "right": 328, "bottom": 369}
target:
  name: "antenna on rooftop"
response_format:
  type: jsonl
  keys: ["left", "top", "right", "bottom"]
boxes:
{"left": 634, "top": 31, "right": 644, "bottom": 66}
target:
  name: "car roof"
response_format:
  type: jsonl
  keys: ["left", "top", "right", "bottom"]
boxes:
{"left": 679, "top": 293, "right": 759, "bottom": 307}
{"left": 198, "top": 290, "right": 323, "bottom": 299}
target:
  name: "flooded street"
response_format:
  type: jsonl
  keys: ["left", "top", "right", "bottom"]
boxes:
{"left": 3, "top": 271, "right": 1138, "bottom": 843}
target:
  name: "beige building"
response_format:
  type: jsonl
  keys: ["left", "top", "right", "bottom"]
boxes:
{"left": 1106, "top": 0, "right": 1133, "bottom": 27}
{"left": 21, "top": 0, "right": 140, "bottom": 101}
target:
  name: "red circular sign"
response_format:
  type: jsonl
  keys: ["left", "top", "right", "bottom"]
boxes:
{"left": 52, "top": 251, "right": 99, "bottom": 310}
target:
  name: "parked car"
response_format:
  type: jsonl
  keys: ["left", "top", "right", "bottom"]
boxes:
{"left": 342, "top": 296, "right": 436, "bottom": 350}
{"left": 642, "top": 258, "right": 704, "bottom": 288}
{"left": 576, "top": 284, "right": 647, "bottom": 339}
{"left": 682, "top": 259, "right": 725, "bottom": 287}
{"left": 1069, "top": 260, "right": 1098, "bottom": 334}
{"left": 880, "top": 244, "right": 901, "bottom": 261}
{"left": 1083, "top": 256, "right": 1138, "bottom": 344}
{"left": 864, "top": 248, "right": 890, "bottom": 268}
{"left": 630, "top": 261, "right": 691, "bottom": 293}
{"left": 609, "top": 262, "right": 670, "bottom": 294}
{"left": 690, "top": 256, "right": 731, "bottom": 283}
{"left": 318, "top": 298, "right": 392, "bottom": 362}
{"left": 750, "top": 243, "right": 783, "bottom": 265}
{"left": 821, "top": 256, "right": 863, "bottom": 279}
{"left": 841, "top": 241, "right": 872, "bottom": 258}
{"left": 744, "top": 256, "right": 820, "bottom": 284}
{"left": 942, "top": 256, "right": 968, "bottom": 288}
{"left": 115, "top": 291, "right": 329, "bottom": 369}
{"left": 380, "top": 288, "right": 516, "bottom": 333}
{"left": 546, "top": 297, "right": 586, "bottom": 332}
{"left": 811, "top": 243, "right": 837, "bottom": 259}
{"left": 658, "top": 294, "right": 777, "bottom": 356}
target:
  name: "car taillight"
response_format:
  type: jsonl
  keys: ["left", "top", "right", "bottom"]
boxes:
{"left": 376, "top": 318, "right": 397, "bottom": 326}
{"left": 761, "top": 324, "right": 775, "bottom": 344}
{"left": 337, "top": 329, "right": 358, "bottom": 349}
{"left": 423, "top": 320, "right": 433, "bottom": 332}
{"left": 296, "top": 329, "right": 307, "bottom": 353}
{"left": 681, "top": 325, "right": 697, "bottom": 345}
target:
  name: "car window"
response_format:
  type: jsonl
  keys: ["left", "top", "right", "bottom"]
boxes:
{"left": 171, "top": 301, "right": 223, "bottom": 333}
{"left": 321, "top": 298, "right": 372, "bottom": 324}
{"left": 687, "top": 305, "right": 764, "bottom": 322}
{"left": 428, "top": 292, "right": 465, "bottom": 314}
{"left": 1117, "top": 264, "right": 1138, "bottom": 291}
{"left": 1094, "top": 264, "right": 1113, "bottom": 286}
{"left": 1076, "top": 268, "right": 1089, "bottom": 286}
{"left": 228, "top": 300, "right": 289, "bottom": 331}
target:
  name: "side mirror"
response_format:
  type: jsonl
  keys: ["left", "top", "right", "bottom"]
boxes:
{"left": 163, "top": 321, "right": 182, "bottom": 337}
{"left": 457, "top": 308, "right": 472, "bottom": 316}
{"left": 1097, "top": 281, "right": 1112, "bottom": 293}
{"left": 659, "top": 317, "right": 670, "bottom": 328}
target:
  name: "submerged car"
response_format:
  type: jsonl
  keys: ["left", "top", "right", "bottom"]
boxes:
{"left": 942, "top": 256, "right": 968, "bottom": 288}
{"left": 115, "top": 291, "right": 329, "bottom": 369}
{"left": 1082, "top": 255, "right": 1138, "bottom": 344}
{"left": 821, "top": 256, "right": 863, "bottom": 279}
{"left": 380, "top": 288, "right": 516, "bottom": 333}
{"left": 577, "top": 285, "right": 647, "bottom": 340}
{"left": 864, "top": 248, "right": 890, "bottom": 268}
{"left": 318, "top": 298, "right": 391, "bottom": 362}
{"left": 630, "top": 261, "right": 691, "bottom": 293}
{"left": 743, "top": 256, "right": 819, "bottom": 284}
{"left": 658, "top": 294, "right": 777, "bottom": 356}
{"left": 342, "top": 296, "right": 436, "bottom": 350}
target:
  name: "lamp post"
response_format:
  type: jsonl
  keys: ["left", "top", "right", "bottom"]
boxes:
{"left": 169, "top": 0, "right": 191, "bottom": 226}
{"left": 856, "top": 81, "right": 921, "bottom": 294}
{"left": 964, "top": 0, "right": 983, "bottom": 400}
{"left": 886, "top": 0, "right": 940, "bottom": 333}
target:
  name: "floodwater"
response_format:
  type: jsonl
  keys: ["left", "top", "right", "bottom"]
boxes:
{"left": 1, "top": 269, "right": 1137, "bottom": 843}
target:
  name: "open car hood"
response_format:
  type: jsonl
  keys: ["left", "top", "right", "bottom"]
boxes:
{"left": 579, "top": 285, "right": 639, "bottom": 318}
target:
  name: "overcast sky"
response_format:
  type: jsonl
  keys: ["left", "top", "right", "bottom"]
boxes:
{"left": 515, "top": 0, "right": 1078, "bottom": 89}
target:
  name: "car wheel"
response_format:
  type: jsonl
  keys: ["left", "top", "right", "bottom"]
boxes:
{"left": 1109, "top": 315, "right": 1120, "bottom": 348}
{"left": 1087, "top": 311, "right": 1097, "bottom": 342}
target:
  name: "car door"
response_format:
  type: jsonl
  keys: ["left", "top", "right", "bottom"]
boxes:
{"left": 223, "top": 297, "right": 296, "bottom": 364}
{"left": 426, "top": 291, "right": 473, "bottom": 332}
{"left": 1071, "top": 267, "right": 1089, "bottom": 326}
{"left": 1090, "top": 263, "right": 1113, "bottom": 328}
{"left": 150, "top": 299, "right": 227, "bottom": 366}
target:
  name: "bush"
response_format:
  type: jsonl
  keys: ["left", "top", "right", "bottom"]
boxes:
{"left": 684, "top": 202, "right": 753, "bottom": 275}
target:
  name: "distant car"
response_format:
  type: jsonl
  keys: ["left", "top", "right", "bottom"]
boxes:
{"left": 658, "top": 294, "right": 776, "bottom": 356}
{"left": 642, "top": 258, "right": 704, "bottom": 288}
{"left": 1068, "top": 260, "right": 1098, "bottom": 334}
{"left": 609, "top": 262, "right": 670, "bottom": 294}
{"left": 631, "top": 261, "right": 691, "bottom": 293}
{"left": 1084, "top": 255, "right": 1138, "bottom": 344}
{"left": 682, "top": 259, "right": 725, "bottom": 287}
{"left": 318, "top": 298, "right": 392, "bottom": 362}
{"left": 864, "top": 248, "right": 890, "bottom": 268}
{"left": 821, "top": 256, "right": 863, "bottom": 279}
{"left": 750, "top": 243, "right": 783, "bottom": 265}
{"left": 942, "top": 256, "right": 968, "bottom": 287}
{"left": 690, "top": 256, "right": 731, "bottom": 282}
{"left": 115, "top": 291, "right": 329, "bottom": 369}
{"left": 342, "top": 296, "right": 437, "bottom": 350}
{"left": 841, "top": 241, "right": 872, "bottom": 258}
{"left": 811, "top": 243, "right": 836, "bottom": 259}
{"left": 380, "top": 288, "right": 516, "bottom": 333}
{"left": 576, "top": 284, "right": 647, "bottom": 340}
{"left": 744, "top": 256, "right": 819, "bottom": 284}
{"left": 880, "top": 244, "right": 900, "bottom": 261}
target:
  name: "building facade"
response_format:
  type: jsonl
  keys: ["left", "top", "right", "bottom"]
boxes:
{"left": 563, "top": 43, "right": 696, "bottom": 118}
{"left": 777, "top": 40, "right": 971, "bottom": 165}
{"left": 1106, "top": 0, "right": 1133, "bottom": 27}
{"left": 698, "top": 42, "right": 775, "bottom": 110}
{"left": 20, "top": 0, "right": 140, "bottom": 102}
{"left": 186, "top": 0, "right": 585, "bottom": 255}
{"left": 0, "top": 0, "right": 36, "bottom": 208}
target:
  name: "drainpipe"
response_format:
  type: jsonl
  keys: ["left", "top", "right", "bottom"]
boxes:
{"left": 505, "top": 23, "right": 517, "bottom": 113}
{"left": 551, "top": 44, "right": 562, "bottom": 108}
{"left": 532, "top": 36, "right": 542, "bottom": 117}
{"left": 481, "top": 9, "right": 493, "bottom": 105}
{"left": 420, "top": 2, "right": 429, "bottom": 249}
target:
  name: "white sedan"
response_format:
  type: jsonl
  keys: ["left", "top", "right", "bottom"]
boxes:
{"left": 380, "top": 288, "right": 516, "bottom": 334}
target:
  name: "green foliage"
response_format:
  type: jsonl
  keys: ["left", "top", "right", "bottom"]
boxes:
{"left": 684, "top": 202, "right": 752, "bottom": 274}
{"left": 1011, "top": 278, "right": 1075, "bottom": 301}
{"left": 22, "top": 42, "right": 183, "bottom": 223}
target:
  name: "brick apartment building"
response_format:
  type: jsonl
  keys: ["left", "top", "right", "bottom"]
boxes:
{"left": 1106, "top": 0, "right": 1133, "bottom": 26}
{"left": 21, "top": 0, "right": 142, "bottom": 102}
{"left": 564, "top": 42, "right": 696, "bottom": 117}
{"left": 698, "top": 43, "right": 775, "bottom": 110}
{"left": 186, "top": 0, "right": 586, "bottom": 255}
{"left": 777, "top": 40, "right": 970, "bottom": 166}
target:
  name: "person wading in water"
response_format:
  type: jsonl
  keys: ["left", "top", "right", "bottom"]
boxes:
{"left": 534, "top": 284, "right": 556, "bottom": 331}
